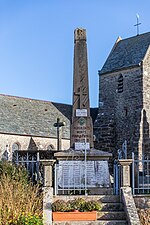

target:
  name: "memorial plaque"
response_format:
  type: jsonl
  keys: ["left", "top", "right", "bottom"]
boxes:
{"left": 76, "top": 109, "right": 87, "bottom": 117}
{"left": 58, "top": 160, "right": 110, "bottom": 188}
{"left": 75, "top": 142, "right": 90, "bottom": 150}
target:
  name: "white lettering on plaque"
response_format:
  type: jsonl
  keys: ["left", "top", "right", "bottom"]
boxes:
{"left": 76, "top": 109, "right": 87, "bottom": 117}
{"left": 58, "top": 161, "right": 110, "bottom": 188}
{"left": 75, "top": 142, "right": 90, "bottom": 150}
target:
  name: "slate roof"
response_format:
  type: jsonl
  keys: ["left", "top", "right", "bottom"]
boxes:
{"left": 0, "top": 94, "right": 98, "bottom": 138}
{"left": 0, "top": 94, "right": 70, "bottom": 138}
{"left": 100, "top": 32, "right": 150, "bottom": 75}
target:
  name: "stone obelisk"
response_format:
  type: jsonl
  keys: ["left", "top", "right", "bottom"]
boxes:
{"left": 54, "top": 28, "right": 112, "bottom": 193}
{"left": 71, "top": 28, "right": 94, "bottom": 149}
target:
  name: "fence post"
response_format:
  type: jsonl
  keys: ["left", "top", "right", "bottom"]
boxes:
{"left": 41, "top": 160, "right": 56, "bottom": 225}
{"left": 119, "top": 159, "right": 140, "bottom": 224}
{"left": 118, "top": 159, "right": 132, "bottom": 188}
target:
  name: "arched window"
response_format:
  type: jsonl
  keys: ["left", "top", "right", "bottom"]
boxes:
{"left": 118, "top": 74, "right": 123, "bottom": 93}
{"left": 12, "top": 142, "right": 20, "bottom": 152}
{"left": 47, "top": 144, "right": 55, "bottom": 151}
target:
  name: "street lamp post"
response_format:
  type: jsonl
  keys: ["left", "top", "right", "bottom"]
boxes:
{"left": 53, "top": 118, "right": 65, "bottom": 151}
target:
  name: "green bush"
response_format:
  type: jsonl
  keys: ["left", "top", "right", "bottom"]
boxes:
{"left": 52, "top": 198, "right": 102, "bottom": 212}
{"left": 0, "top": 161, "right": 28, "bottom": 186}
{"left": 85, "top": 200, "right": 102, "bottom": 211}
{"left": 4, "top": 214, "right": 43, "bottom": 225}
{"left": 70, "top": 198, "right": 86, "bottom": 212}
{"left": 52, "top": 200, "right": 67, "bottom": 212}
{"left": 17, "top": 214, "right": 43, "bottom": 225}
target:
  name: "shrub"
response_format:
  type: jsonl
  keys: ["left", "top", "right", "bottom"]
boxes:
{"left": 17, "top": 214, "right": 43, "bottom": 225}
{"left": 70, "top": 198, "right": 86, "bottom": 212}
{"left": 52, "top": 200, "right": 67, "bottom": 212}
{"left": 85, "top": 200, "right": 102, "bottom": 211}
{"left": 0, "top": 161, "right": 43, "bottom": 225}
{"left": 52, "top": 198, "right": 102, "bottom": 212}
{"left": 0, "top": 161, "right": 29, "bottom": 186}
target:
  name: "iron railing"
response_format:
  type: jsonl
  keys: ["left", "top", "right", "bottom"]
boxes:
{"left": 132, "top": 152, "right": 150, "bottom": 194}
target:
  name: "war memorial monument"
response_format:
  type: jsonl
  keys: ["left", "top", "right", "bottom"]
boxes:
{"left": 54, "top": 28, "right": 112, "bottom": 194}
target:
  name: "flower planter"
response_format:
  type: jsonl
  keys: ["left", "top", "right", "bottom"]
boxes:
{"left": 52, "top": 211, "right": 97, "bottom": 221}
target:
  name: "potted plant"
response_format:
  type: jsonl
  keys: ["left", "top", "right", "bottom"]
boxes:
{"left": 52, "top": 198, "right": 102, "bottom": 221}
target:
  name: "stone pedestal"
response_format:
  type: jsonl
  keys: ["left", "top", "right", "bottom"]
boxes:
{"left": 55, "top": 148, "right": 112, "bottom": 194}
{"left": 41, "top": 160, "right": 56, "bottom": 225}
{"left": 119, "top": 159, "right": 132, "bottom": 187}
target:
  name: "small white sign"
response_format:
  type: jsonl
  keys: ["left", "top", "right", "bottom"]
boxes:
{"left": 76, "top": 109, "right": 87, "bottom": 117}
{"left": 75, "top": 142, "right": 90, "bottom": 150}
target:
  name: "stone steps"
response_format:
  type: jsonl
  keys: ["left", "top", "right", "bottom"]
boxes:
{"left": 53, "top": 220, "right": 127, "bottom": 225}
{"left": 82, "top": 195, "right": 120, "bottom": 203}
{"left": 52, "top": 194, "right": 128, "bottom": 225}
{"left": 101, "top": 202, "right": 123, "bottom": 211}
{"left": 97, "top": 211, "right": 126, "bottom": 220}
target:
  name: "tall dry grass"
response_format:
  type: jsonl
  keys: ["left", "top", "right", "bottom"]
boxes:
{"left": 0, "top": 162, "right": 43, "bottom": 225}
{"left": 138, "top": 209, "right": 150, "bottom": 225}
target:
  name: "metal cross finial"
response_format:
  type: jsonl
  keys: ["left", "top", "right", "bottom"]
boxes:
{"left": 134, "top": 13, "right": 141, "bottom": 36}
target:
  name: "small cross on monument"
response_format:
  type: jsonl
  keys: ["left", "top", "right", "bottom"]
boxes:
{"left": 134, "top": 13, "right": 141, "bottom": 36}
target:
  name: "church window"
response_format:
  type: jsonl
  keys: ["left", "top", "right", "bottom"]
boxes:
{"left": 12, "top": 142, "right": 20, "bottom": 152}
{"left": 47, "top": 144, "right": 55, "bottom": 151}
{"left": 118, "top": 74, "right": 123, "bottom": 93}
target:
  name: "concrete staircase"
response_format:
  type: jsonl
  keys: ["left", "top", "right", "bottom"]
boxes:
{"left": 53, "top": 188, "right": 128, "bottom": 225}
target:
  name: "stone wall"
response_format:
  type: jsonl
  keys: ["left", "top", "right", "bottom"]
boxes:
{"left": 142, "top": 47, "right": 150, "bottom": 156}
{"left": 94, "top": 67, "right": 143, "bottom": 158}
{"left": 134, "top": 195, "right": 150, "bottom": 209}
{"left": 0, "top": 133, "right": 70, "bottom": 160}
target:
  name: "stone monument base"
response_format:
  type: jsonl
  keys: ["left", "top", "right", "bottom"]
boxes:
{"left": 54, "top": 148, "right": 112, "bottom": 193}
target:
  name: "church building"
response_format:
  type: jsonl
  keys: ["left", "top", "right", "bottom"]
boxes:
{"left": 1, "top": 30, "right": 150, "bottom": 164}
{"left": 94, "top": 32, "right": 150, "bottom": 159}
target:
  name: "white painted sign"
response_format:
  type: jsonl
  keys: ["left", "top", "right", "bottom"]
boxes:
{"left": 76, "top": 109, "right": 87, "bottom": 117}
{"left": 75, "top": 142, "right": 90, "bottom": 150}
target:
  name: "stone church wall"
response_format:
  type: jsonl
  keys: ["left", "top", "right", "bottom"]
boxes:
{"left": 142, "top": 47, "right": 150, "bottom": 157}
{"left": 0, "top": 133, "right": 70, "bottom": 160}
{"left": 95, "top": 67, "right": 143, "bottom": 158}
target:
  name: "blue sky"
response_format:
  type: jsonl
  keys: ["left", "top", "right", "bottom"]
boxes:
{"left": 0, "top": 0, "right": 150, "bottom": 107}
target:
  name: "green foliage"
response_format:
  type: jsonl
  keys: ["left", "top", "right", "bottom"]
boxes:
{"left": 3, "top": 214, "right": 43, "bottom": 225}
{"left": 70, "top": 198, "right": 86, "bottom": 212}
{"left": 85, "top": 200, "right": 102, "bottom": 211}
{"left": 52, "top": 198, "right": 102, "bottom": 212}
{"left": 51, "top": 200, "right": 67, "bottom": 212}
{"left": 17, "top": 214, "right": 43, "bottom": 225}
{"left": 0, "top": 161, "right": 29, "bottom": 186}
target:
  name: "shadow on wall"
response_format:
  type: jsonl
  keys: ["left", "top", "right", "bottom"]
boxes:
{"left": 142, "top": 109, "right": 150, "bottom": 158}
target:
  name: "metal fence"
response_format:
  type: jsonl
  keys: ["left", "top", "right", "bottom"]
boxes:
{"left": 13, "top": 150, "right": 53, "bottom": 183}
{"left": 55, "top": 161, "right": 87, "bottom": 195}
{"left": 132, "top": 152, "right": 150, "bottom": 194}
{"left": 13, "top": 150, "right": 42, "bottom": 182}
{"left": 113, "top": 153, "right": 150, "bottom": 195}
{"left": 113, "top": 160, "right": 121, "bottom": 195}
